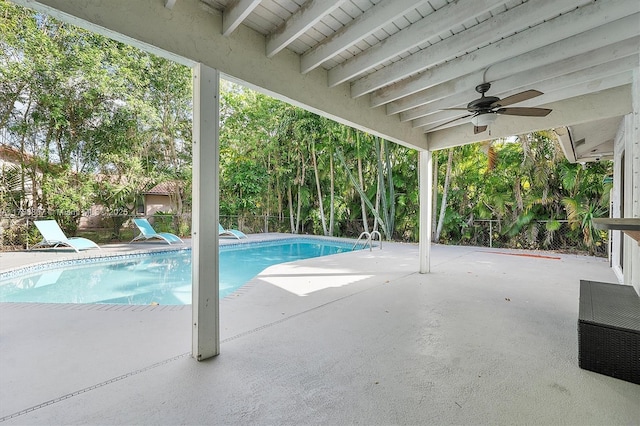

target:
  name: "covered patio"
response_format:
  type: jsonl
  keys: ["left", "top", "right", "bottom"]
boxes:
{"left": 2, "top": 0, "right": 639, "bottom": 423}
{"left": 10, "top": 0, "right": 640, "bottom": 361}
{"left": 1, "top": 239, "right": 638, "bottom": 424}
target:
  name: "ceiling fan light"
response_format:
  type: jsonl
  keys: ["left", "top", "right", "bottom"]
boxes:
{"left": 472, "top": 113, "right": 497, "bottom": 127}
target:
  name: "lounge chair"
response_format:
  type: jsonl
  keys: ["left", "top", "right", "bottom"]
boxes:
{"left": 32, "top": 220, "right": 100, "bottom": 252}
{"left": 218, "top": 223, "right": 247, "bottom": 239}
{"left": 131, "top": 218, "right": 184, "bottom": 245}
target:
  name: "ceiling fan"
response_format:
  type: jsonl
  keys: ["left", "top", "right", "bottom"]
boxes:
{"left": 435, "top": 82, "right": 552, "bottom": 134}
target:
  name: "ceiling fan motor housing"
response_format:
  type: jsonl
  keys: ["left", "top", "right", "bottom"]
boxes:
{"left": 467, "top": 96, "right": 500, "bottom": 111}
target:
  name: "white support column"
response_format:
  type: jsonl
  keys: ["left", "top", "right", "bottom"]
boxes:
{"left": 192, "top": 63, "right": 220, "bottom": 360}
{"left": 419, "top": 149, "right": 433, "bottom": 273}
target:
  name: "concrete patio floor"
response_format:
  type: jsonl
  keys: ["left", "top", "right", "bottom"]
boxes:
{"left": 0, "top": 235, "right": 638, "bottom": 425}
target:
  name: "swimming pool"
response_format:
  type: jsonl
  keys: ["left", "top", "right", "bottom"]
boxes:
{"left": 0, "top": 238, "right": 358, "bottom": 305}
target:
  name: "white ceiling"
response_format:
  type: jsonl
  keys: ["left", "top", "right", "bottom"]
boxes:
{"left": 201, "top": 0, "right": 639, "bottom": 161}
{"left": 12, "top": 0, "right": 640, "bottom": 160}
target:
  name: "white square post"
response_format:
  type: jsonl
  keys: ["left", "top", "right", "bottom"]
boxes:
{"left": 192, "top": 63, "right": 220, "bottom": 360}
{"left": 419, "top": 149, "right": 433, "bottom": 273}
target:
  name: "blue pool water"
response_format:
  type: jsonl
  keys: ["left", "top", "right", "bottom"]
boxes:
{"left": 0, "top": 239, "right": 357, "bottom": 305}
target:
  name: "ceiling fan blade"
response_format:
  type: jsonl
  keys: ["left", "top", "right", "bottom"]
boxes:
{"left": 491, "top": 89, "right": 543, "bottom": 107}
{"left": 474, "top": 125, "right": 487, "bottom": 134}
{"left": 443, "top": 107, "right": 471, "bottom": 111}
{"left": 426, "top": 113, "right": 473, "bottom": 131}
{"left": 496, "top": 107, "right": 552, "bottom": 117}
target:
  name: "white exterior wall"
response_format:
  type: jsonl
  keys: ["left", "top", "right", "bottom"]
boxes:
{"left": 627, "top": 65, "right": 640, "bottom": 294}
{"left": 611, "top": 125, "right": 625, "bottom": 281}
{"left": 612, "top": 64, "right": 640, "bottom": 294}
{"left": 612, "top": 113, "right": 640, "bottom": 293}
{"left": 145, "top": 194, "right": 175, "bottom": 216}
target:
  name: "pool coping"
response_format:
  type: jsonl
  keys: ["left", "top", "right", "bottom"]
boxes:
{"left": 0, "top": 247, "right": 190, "bottom": 280}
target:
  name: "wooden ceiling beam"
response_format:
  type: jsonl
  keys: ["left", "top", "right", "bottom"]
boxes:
{"left": 266, "top": 0, "right": 347, "bottom": 58}
{"left": 390, "top": 36, "right": 640, "bottom": 117}
{"left": 222, "top": 0, "right": 262, "bottom": 36}
{"left": 327, "top": 0, "right": 504, "bottom": 87}
{"left": 301, "top": 0, "right": 430, "bottom": 74}
{"left": 406, "top": 53, "right": 639, "bottom": 126}
{"left": 350, "top": 0, "right": 583, "bottom": 98}
{"left": 371, "top": 1, "right": 639, "bottom": 107}
{"left": 420, "top": 73, "right": 633, "bottom": 133}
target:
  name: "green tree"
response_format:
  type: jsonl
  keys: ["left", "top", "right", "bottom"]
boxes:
{"left": 1, "top": 3, "right": 194, "bottom": 239}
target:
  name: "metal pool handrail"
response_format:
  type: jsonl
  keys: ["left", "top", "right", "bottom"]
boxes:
{"left": 352, "top": 231, "right": 382, "bottom": 251}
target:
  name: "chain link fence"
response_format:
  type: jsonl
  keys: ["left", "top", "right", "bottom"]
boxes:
{"left": 218, "top": 215, "right": 382, "bottom": 239}
{"left": 438, "top": 219, "right": 608, "bottom": 257}
{"left": 1, "top": 213, "right": 608, "bottom": 257}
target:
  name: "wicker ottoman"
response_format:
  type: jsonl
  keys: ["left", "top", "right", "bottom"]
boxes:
{"left": 578, "top": 280, "right": 640, "bottom": 384}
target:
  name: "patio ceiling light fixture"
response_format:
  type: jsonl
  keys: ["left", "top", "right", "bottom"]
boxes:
{"left": 472, "top": 112, "right": 497, "bottom": 128}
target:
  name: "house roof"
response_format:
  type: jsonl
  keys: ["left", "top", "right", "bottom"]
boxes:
{"left": 12, "top": 0, "right": 640, "bottom": 162}
{"left": 144, "top": 181, "right": 181, "bottom": 196}
{"left": 0, "top": 144, "right": 31, "bottom": 164}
